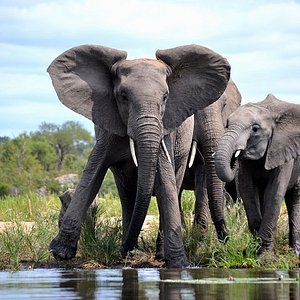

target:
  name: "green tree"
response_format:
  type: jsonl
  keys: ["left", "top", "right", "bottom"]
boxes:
{"left": 35, "top": 121, "right": 93, "bottom": 171}
{"left": 0, "top": 121, "right": 94, "bottom": 196}
{"left": 0, "top": 136, "right": 10, "bottom": 144}
{"left": 0, "top": 134, "right": 45, "bottom": 194}
{"left": 29, "top": 139, "right": 57, "bottom": 171}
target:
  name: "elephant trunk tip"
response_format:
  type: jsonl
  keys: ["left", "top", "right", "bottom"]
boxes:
{"left": 215, "top": 149, "right": 241, "bottom": 183}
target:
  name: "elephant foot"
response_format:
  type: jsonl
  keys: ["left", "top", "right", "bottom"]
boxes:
{"left": 257, "top": 248, "right": 276, "bottom": 264}
{"left": 289, "top": 232, "right": 300, "bottom": 256}
{"left": 155, "top": 249, "right": 164, "bottom": 261}
{"left": 165, "top": 255, "right": 190, "bottom": 268}
{"left": 256, "top": 241, "right": 276, "bottom": 264}
{"left": 295, "top": 241, "right": 300, "bottom": 256}
{"left": 49, "top": 235, "right": 78, "bottom": 260}
{"left": 120, "top": 243, "right": 135, "bottom": 258}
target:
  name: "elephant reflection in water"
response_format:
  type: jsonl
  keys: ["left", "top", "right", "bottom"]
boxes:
{"left": 59, "top": 270, "right": 97, "bottom": 299}
{"left": 48, "top": 44, "right": 230, "bottom": 267}
{"left": 56, "top": 269, "right": 300, "bottom": 299}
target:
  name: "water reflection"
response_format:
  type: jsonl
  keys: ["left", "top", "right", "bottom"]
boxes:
{"left": 0, "top": 268, "right": 299, "bottom": 299}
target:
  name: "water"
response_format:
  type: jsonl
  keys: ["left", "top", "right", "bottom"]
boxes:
{"left": 0, "top": 268, "right": 299, "bottom": 299}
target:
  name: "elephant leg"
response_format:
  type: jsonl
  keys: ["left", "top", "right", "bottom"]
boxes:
{"left": 178, "top": 188, "right": 186, "bottom": 227}
{"left": 285, "top": 186, "right": 300, "bottom": 251}
{"left": 49, "top": 133, "right": 115, "bottom": 260}
{"left": 238, "top": 163, "right": 262, "bottom": 234}
{"left": 193, "top": 162, "right": 210, "bottom": 234}
{"left": 155, "top": 215, "right": 165, "bottom": 260}
{"left": 155, "top": 149, "right": 189, "bottom": 268}
{"left": 111, "top": 168, "right": 136, "bottom": 243}
{"left": 258, "top": 161, "right": 294, "bottom": 254}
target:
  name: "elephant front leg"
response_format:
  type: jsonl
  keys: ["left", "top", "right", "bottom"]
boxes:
{"left": 49, "top": 138, "right": 110, "bottom": 260}
{"left": 238, "top": 163, "right": 262, "bottom": 235}
{"left": 258, "top": 162, "right": 294, "bottom": 259}
{"left": 155, "top": 153, "right": 189, "bottom": 268}
{"left": 112, "top": 166, "right": 137, "bottom": 242}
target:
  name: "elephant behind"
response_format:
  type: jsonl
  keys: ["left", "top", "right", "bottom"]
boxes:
{"left": 214, "top": 94, "right": 300, "bottom": 259}
{"left": 181, "top": 79, "right": 241, "bottom": 241}
{"left": 47, "top": 44, "right": 230, "bottom": 267}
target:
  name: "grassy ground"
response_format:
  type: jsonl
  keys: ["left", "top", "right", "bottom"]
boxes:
{"left": 0, "top": 191, "right": 299, "bottom": 271}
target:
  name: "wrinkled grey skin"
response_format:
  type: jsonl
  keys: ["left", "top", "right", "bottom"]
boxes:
{"left": 181, "top": 79, "right": 241, "bottom": 242}
{"left": 58, "top": 190, "right": 74, "bottom": 229}
{"left": 47, "top": 44, "right": 230, "bottom": 267}
{"left": 215, "top": 94, "right": 300, "bottom": 257}
{"left": 58, "top": 189, "right": 98, "bottom": 237}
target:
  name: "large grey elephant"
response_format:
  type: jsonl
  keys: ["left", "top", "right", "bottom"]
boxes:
{"left": 214, "top": 94, "right": 300, "bottom": 258}
{"left": 181, "top": 79, "right": 241, "bottom": 242}
{"left": 47, "top": 44, "right": 230, "bottom": 267}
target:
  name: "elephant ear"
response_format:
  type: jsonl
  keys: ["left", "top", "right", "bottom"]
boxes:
{"left": 47, "top": 44, "right": 128, "bottom": 136}
{"left": 264, "top": 94, "right": 300, "bottom": 169}
{"left": 156, "top": 44, "right": 230, "bottom": 131}
{"left": 221, "top": 79, "right": 241, "bottom": 127}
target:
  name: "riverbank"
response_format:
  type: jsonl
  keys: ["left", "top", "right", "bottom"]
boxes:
{"left": 0, "top": 192, "right": 299, "bottom": 271}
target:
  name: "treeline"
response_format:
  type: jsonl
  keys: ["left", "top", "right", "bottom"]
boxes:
{"left": 0, "top": 121, "right": 117, "bottom": 197}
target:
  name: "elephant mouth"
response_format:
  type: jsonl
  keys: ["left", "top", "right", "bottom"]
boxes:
{"left": 129, "top": 137, "right": 172, "bottom": 167}
{"left": 230, "top": 149, "right": 242, "bottom": 170}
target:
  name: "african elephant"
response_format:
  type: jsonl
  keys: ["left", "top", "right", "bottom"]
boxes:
{"left": 47, "top": 44, "right": 230, "bottom": 267}
{"left": 214, "top": 94, "right": 300, "bottom": 257}
{"left": 181, "top": 79, "right": 241, "bottom": 242}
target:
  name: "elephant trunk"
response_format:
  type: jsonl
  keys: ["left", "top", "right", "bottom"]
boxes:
{"left": 198, "top": 111, "right": 228, "bottom": 241}
{"left": 122, "top": 118, "right": 162, "bottom": 254}
{"left": 215, "top": 126, "right": 242, "bottom": 183}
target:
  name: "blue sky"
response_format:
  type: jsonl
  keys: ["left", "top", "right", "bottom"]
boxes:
{"left": 1, "top": 0, "right": 300, "bottom": 137}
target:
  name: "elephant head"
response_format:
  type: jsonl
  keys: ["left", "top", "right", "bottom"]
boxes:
{"left": 215, "top": 94, "right": 300, "bottom": 182}
{"left": 48, "top": 44, "right": 230, "bottom": 253}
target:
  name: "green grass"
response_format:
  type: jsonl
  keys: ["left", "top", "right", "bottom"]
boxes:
{"left": 0, "top": 191, "right": 299, "bottom": 270}
{"left": 97, "top": 192, "right": 159, "bottom": 217}
{"left": 0, "top": 192, "right": 60, "bottom": 222}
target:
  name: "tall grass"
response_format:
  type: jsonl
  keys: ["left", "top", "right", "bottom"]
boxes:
{"left": 0, "top": 191, "right": 298, "bottom": 270}
{"left": 0, "top": 192, "right": 60, "bottom": 222}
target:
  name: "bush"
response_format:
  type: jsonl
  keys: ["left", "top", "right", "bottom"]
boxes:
{"left": 0, "top": 183, "right": 10, "bottom": 198}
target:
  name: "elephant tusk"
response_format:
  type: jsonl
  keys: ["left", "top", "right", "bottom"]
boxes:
{"left": 162, "top": 139, "right": 172, "bottom": 164}
{"left": 211, "top": 152, "right": 216, "bottom": 158}
{"left": 129, "top": 138, "right": 138, "bottom": 167}
{"left": 234, "top": 150, "right": 241, "bottom": 158}
{"left": 188, "top": 140, "right": 197, "bottom": 168}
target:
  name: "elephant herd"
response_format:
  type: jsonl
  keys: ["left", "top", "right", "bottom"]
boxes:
{"left": 47, "top": 44, "right": 300, "bottom": 268}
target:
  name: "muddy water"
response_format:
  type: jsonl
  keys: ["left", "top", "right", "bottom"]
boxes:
{"left": 0, "top": 268, "right": 299, "bottom": 299}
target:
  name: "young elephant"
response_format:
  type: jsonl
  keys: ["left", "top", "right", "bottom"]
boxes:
{"left": 47, "top": 44, "right": 230, "bottom": 267}
{"left": 214, "top": 94, "right": 300, "bottom": 258}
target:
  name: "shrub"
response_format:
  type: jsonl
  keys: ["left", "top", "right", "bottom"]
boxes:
{"left": 0, "top": 183, "right": 10, "bottom": 198}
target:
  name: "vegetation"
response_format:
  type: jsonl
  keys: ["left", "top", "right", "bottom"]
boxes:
{"left": 0, "top": 121, "right": 96, "bottom": 196}
{"left": 0, "top": 191, "right": 299, "bottom": 271}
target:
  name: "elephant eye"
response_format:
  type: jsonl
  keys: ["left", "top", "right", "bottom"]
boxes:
{"left": 120, "top": 91, "right": 128, "bottom": 102}
{"left": 163, "top": 92, "right": 169, "bottom": 102}
{"left": 252, "top": 124, "right": 260, "bottom": 133}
